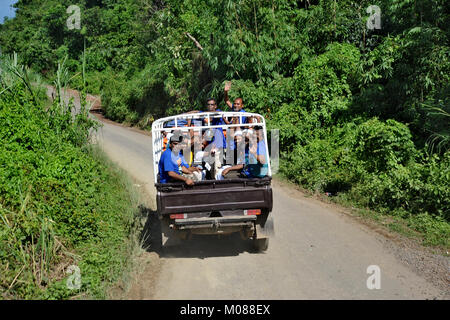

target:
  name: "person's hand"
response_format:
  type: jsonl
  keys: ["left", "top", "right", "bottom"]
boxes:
{"left": 224, "top": 81, "right": 231, "bottom": 92}
{"left": 192, "top": 166, "right": 201, "bottom": 173}
{"left": 222, "top": 115, "right": 229, "bottom": 124}
{"left": 185, "top": 178, "right": 194, "bottom": 186}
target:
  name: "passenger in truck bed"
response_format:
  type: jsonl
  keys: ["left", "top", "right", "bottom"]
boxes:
{"left": 223, "top": 81, "right": 247, "bottom": 129}
{"left": 216, "top": 129, "right": 245, "bottom": 179}
{"left": 158, "top": 131, "right": 202, "bottom": 185}
{"left": 216, "top": 126, "right": 268, "bottom": 180}
{"left": 186, "top": 98, "right": 227, "bottom": 151}
{"left": 242, "top": 126, "right": 269, "bottom": 178}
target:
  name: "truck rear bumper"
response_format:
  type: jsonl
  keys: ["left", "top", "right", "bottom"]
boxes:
{"left": 173, "top": 215, "right": 256, "bottom": 236}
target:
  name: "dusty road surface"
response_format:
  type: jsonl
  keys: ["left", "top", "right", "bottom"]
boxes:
{"left": 94, "top": 117, "right": 448, "bottom": 300}
{"left": 55, "top": 88, "right": 449, "bottom": 299}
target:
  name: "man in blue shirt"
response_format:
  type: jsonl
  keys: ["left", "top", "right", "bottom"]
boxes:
{"left": 219, "top": 127, "right": 269, "bottom": 179}
{"left": 200, "top": 98, "right": 226, "bottom": 176}
{"left": 204, "top": 98, "right": 226, "bottom": 149}
{"left": 186, "top": 98, "right": 226, "bottom": 149}
{"left": 241, "top": 136, "right": 269, "bottom": 178}
{"left": 224, "top": 81, "right": 247, "bottom": 125}
{"left": 158, "top": 131, "right": 201, "bottom": 185}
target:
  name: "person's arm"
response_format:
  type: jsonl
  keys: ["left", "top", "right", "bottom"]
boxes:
{"left": 224, "top": 81, "right": 233, "bottom": 109}
{"left": 181, "top": 166, "right": 190, "bottom": 174}
{"left": 256, "top": 142, "right": 267, "bottom": 164}
{"left": 180, "top": 155, "right": 200, "bottom": 174}
{"left": 251, "top": 150, "right": 266, "bottom": 164}
{"left": 222, "top": 164, "right": 244, "bottom": 177}
{"left": 249, "top": 144, "right": 267, "bottom": 164}
{"left": 222, "top": 116, "right": 232, "bottom": 124}
{"left": 168, "top": 171, "right": 194, "bottom": 185}
{"left": 190, "top": 166, "right": 201, "bottom": 173}
{"left": 184, "top": 165, "right": 201, "bottom": 173}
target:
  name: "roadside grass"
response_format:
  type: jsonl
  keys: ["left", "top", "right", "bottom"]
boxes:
{"left": 75, "top": 145, "right": 146, "bottom": 300}
{"left": 0, "top": 54, "right": 147, "bottom": 299}
{"left": 273, "top": 173, "right": 450, "bottom": 254}
{"left": 0, "top": 142, "right": 144, "bottom": 300}
{"left": 335, "top": 195, "right": 450, "bottom": 250}
{"left": 62, "top": 145, "right": 144, "bottom": 300}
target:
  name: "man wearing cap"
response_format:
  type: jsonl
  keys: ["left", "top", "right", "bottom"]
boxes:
{"left": 158, "top": 131, "right": 201, "bottom": 185}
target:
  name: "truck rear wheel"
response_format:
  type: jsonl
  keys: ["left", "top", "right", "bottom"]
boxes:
{"left": 143, "top": 212, "right": 162, "bottom": 251}
{"left": 253, "top": 238, "right": 269, "bottom": 252}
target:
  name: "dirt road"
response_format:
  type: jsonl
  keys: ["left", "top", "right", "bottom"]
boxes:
{"left": 94, "top": 119, "right": 448, "bottom": 300}
{"left": 53, "top": 87, "right": 449, "bottom": 299}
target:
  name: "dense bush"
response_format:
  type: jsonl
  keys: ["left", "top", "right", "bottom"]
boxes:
{"left": 353, "top": 118, "right": 416, "bottom": 172}
{"left": 281, "top": 121, "right": 359, "bottom": 192}
{"left": 0, "top": 62, "right": 137, "bottom": 298}
{"left": 281, "top": 117, "right": 449, "bottom": 235}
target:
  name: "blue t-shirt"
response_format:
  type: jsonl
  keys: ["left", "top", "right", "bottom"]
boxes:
{"left": 241, "top": 140, "right": 268, "bottom": 178}
{"left": 233, "top": 108, "right": 247, "bottom": 124}
{"left": 158, "top": 148, "right": 189, "bottom": 183}
{"left": 213, "top": 128, "right": 226, "bottom": 149}
{"left": 201, "top": 110, "right": 226, "bottom": 149}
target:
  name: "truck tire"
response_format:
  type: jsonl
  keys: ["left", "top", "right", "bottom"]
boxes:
{"left": 253, "top": 238, "right": 269, "bottom": 252}
{"left": 143, "top": 212, "right": 162, "bottom": 251}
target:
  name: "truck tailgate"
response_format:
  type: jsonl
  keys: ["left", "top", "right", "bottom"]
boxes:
{"left": 156, "top": 177, "right": 273, "bottom": 215}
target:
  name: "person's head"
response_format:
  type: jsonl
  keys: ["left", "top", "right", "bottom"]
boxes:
{"left": 205, "top": 129, "right": 214, "bottom": 140}
{"left": 234, "top": 130, "right": 243, "bottom": 144}
{"left": 169, "top": 130, "right": 184, "bottom": 151}
{"left": 233, "top": 98, "right": 244, "bottom": 111}
{"left": 254, "top": 125, "right": 263, "bottom": 141}
{"left": 242, "top": 129, "right": 254, "bottom": 146}
{"left": 206, "top": 98, "right": 217, "bottom": 112}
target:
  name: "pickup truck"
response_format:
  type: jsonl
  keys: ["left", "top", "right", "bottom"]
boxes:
{"left": 149, "top": 112, "right": 274, "bottom": 251}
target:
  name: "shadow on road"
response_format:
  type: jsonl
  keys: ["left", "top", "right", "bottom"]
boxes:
{"left": 139, "top": 205, "right": 259, "bottom": 259}
{"left": 159, "top": 233, "right": 256, "bottom": 259}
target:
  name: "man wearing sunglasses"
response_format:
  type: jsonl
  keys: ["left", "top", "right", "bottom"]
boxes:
{"left": 201, "top": 98, "right": 226, "bottom": 149}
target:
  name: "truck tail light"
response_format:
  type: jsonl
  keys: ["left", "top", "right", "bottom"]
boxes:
{"left": 170, "top": 213, "right": 187, "bottom": 219}
{"left": 244, "top": 209, "right": 261, "bottom": 216}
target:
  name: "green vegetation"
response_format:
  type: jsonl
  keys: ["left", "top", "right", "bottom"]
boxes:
{"left": 0, "top": 54, "right": 140, "bottom": 299}
{"left": 0, "top": 0, "right": 448, "bottom": 247}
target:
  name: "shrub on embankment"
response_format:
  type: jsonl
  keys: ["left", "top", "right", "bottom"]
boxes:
{"left": 0, "top": 57, "right": 138, "bottom": 299}
{"left": 280, "top": 117, "right": 450, "bottom": 246}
